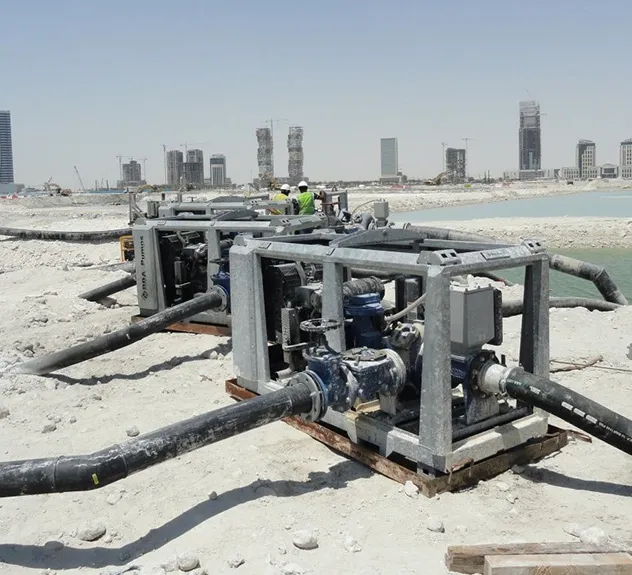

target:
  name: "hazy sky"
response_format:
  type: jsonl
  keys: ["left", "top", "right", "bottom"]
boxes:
{"left": 2, "top": 0, "right": 632, "bottom": 187}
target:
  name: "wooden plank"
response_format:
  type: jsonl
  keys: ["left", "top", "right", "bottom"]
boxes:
{"left": 447, "top": 543, "right": 632, "bottom": 574}
{"left": 484, "top": 553, "right": 632, "bottom": 575}
{"left": 225, "top": 379, "right": 568, "bottom": 499}
{"left": 130, "top": 315, "right": 231, "bottom": 337}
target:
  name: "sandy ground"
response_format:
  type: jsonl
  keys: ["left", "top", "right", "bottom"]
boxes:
{"left": 0, "top": 193, "right": 631, "bottom": 575}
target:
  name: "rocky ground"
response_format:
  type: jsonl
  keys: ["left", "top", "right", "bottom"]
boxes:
{"left": 0, "top": 193, "right": 631, "bottom": 575}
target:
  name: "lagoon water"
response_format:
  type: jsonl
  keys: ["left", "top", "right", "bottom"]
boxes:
{"left": 392, "top": 189, "right": 632, "bottom": 222}
{"left": 393, "top": 190, "right": 632, "bottom": 300}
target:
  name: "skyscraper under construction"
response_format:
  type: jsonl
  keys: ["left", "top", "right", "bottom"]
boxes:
{"left": 518, "top": 101, "right": 541, "bottom": 173}
{"left": 287, "top": 126, "right": 304, "bottom": 186}
{"left": 256, "top": 127, "right": 273, "bottom": 185}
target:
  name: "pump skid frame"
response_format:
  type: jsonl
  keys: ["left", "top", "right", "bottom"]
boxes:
{"left": 230, "top": 234, "right": 551, "bottom": 475}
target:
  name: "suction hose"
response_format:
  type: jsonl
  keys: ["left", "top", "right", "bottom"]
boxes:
{"left": 78, "top": 274, "right": 137, "bottom": 302}
{"left": 0, "top": 381, "right": 318, "bottom": 497}
{"left": 480, "top": 364, "right": 632, "bottom": 455}
{"left": 0, "top": 226, "right": 131, "bottom": 242}
{"left": 502, "top": 297, "right": 621, "bottom": 317}
{"left": 402, "top": 224, "right": 628, "bottom": 306}
{"left": 13, "top": 290, "right": 226, "bottom": 376}
{"left": 549, "top": 254, "right": 628, "bottom": 305}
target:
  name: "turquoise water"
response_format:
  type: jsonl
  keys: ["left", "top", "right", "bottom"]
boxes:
{"left": 391, "top": 190, "right": 632, "bottom": 300}
{"left": 391, "top": 189, "right": 632, "bottom": 222}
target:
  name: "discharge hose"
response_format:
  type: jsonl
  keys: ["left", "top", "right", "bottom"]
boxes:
{"left": 78, "top": 274, "right": 137, "bottom": 302}
{"left": 13, "top": 290, "right": 226, "bottom": 376}
{"left": 502, "top": 297, "right": 621, "bottom": 317}
{"left": 0, "top": 226, "right": 131, "bottom": 242}
{"left": 480, "top": 364, "right": 632, "bottom": 455}
{"left": 0, "top": 381, "right": 317, "bottom": 497}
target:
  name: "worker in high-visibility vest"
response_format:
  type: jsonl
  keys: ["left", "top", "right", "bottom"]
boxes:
{"left": 296, "top": 181, "right": 316, "bottom": 215}
{"left": 269, "top": 184, "right": 291, "bottom": 215}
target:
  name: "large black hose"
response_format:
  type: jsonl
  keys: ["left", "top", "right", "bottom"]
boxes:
{"left": 501, "top": 367, "right": 632, "bottom": 455}
{"left": 13, "top": 291, "right": 224, "bottom": 376}
{"left": 502, "top": 296, "right": 621, "bottom": 317}
{"left": 0, "top": 382, "right": 315, "bottom": 497}
{"left": 549, "top": 254, "right": 628, "bottom": 305}
{"left": 78, "top": 274, "right": 137, "bottom": 302}
{"left": 402, "top": 224, "right": 628, "bottom": 306}
{"left": 0, "top": 226, "right": 131, "bottom": 242}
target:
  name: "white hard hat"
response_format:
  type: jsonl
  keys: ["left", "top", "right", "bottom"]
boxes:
{"left": 298, "top": 181, "right": 308, "bottom": 188}
{"left": 280, "top": 184, "right": 290, "bottom": 191}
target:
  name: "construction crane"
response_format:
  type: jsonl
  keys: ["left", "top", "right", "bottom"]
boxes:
{"left": 73, "top": 166, "right": 86, "bottom": 192}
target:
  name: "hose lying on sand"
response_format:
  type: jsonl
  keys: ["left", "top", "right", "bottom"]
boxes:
{"left": 402, "top": 224, "right": 627, "bottom": 305}
{"left": 13, "top": 290, "right": 225, "bottom": 376}
{"left": 0, "top": 381, "right": 315, "bottom": 496}
{"left": 0, "top": 226, "right": 131, "bottom": 242}
{"left": 78, "top": 274, "right": 137, "bottom": 302}
{"left": 481, "top": 364, "right": 632, "bottom": 456}
{"left": 502, "top": 297, "right": 622, "bottom": 317}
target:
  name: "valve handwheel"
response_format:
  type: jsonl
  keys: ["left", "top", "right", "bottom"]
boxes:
{"left": 299, "top": 318, "right": 342, "bottom": 334}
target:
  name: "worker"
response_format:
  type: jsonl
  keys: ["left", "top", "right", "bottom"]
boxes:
{"left": 270, "top": 184, "right": 291, "bottom": 215}
{"left": 296, "top": 181, "right": 317, "bottom": 215}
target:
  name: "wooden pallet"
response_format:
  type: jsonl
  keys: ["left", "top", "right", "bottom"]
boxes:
{"left": 130, "top": 315, "right": 231, "bottom": 337}
{"left": 446, "top": 542, "right": 632, "bottom": 574}
{"left": 225, "top": 378, "right": 569, "bottom": 498}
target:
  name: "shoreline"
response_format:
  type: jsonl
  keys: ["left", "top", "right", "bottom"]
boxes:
{"left": 405, "top": 217, "right": 632, "bottom": 250}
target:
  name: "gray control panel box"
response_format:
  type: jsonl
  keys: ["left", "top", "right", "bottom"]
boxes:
{"left": 450, "top": 285, "right": 496, "bottom": 353}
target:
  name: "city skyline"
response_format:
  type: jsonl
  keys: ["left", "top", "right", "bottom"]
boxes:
{"left": 4, "top": 1, "right": 632, "bottom": 186}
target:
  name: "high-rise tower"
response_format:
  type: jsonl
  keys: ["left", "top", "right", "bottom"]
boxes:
{"left": 518, "top": 101, "right": 541, "bottom": 172}
{"left": 287, "top": 126, "right": 304, "bottom": 185}
{"left": 0, "top": 110, "right": 14, "bottom": 184}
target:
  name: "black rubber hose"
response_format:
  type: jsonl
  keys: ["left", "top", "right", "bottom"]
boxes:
{"left": 502, "top": 296, "right": 621, "bottom": 317}
{"left": 13, "top": 291, "right": 224, "bottom": 376}
{"left": 342, "top": 276, "right": 385, "bottom": 299}
{"left": 0, "top": 382, "right": 315, "bottom": 497}
{"left": 549, "top": 254, "right": 628, "bottom": 305}
{"left": 0, "top": 226, "right": 131, "bottom": 242}
{"left": 402, "top": 223, "right": 503, "bottom": 243}
{"left": 404, "top": 225, "right": 628, "bottom": 306}
{"left": 78, "top": 275, "right": 137, "bottom": 302}
{"left": 503, "top": 367, "right": 632, "bottom": 455}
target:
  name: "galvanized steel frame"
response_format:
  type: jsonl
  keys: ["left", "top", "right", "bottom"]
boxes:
{"left": 230, "top": 233, "right": 550, "bottom": 474}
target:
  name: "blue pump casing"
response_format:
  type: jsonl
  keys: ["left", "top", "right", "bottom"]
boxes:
{"left": 344, "top": 293, "right": 385, "bottom": 349}
{"left": 211, "top": 271, "right": 231, "bottom": 311}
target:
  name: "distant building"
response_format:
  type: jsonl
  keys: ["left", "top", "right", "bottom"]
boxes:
{"left": 576, "top": 140, "right": 596, "bottom": 179}
{"left": 0, "top": 110, "right": 14, "bottom": 184}
{"left": 519, "top": 170, "right": 544, "bottom": 180}
{"left": 257, "top": 127, "right": 273, "bottom": 185}
{"left": 600, "top": 163, "right": 618, "bottom": 179}
{"left": 445, "top": 148, "right": 466, "bottom": 183}
{"left": 519, "top": 101, "right": 541, "bottom": 172}
{"left": 166, "top": 150, "right": 184, "bottom": 187}
{"left": 210, "top": 154, "right": 226, "bottom": 187}
{"left": 120, "top": 160, "right": 143, "bottom": 186}
{"left": 560, "top": 166, "right": 580, "bottom": 180}
{"left": 185, "top": 149, "right": 204, "bottom": 186}
{"left": 288, "top": 126, "right": 304, "bottom": 186}
{"left": 380, "top": 138, "right": 398, "bottom": 182}
{"left": 620, "top": 138, "right": 632, "bottom": 179}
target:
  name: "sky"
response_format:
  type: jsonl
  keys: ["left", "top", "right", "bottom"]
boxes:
{"left": 2, "top": 0, "right": 632, "bottom": 188}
